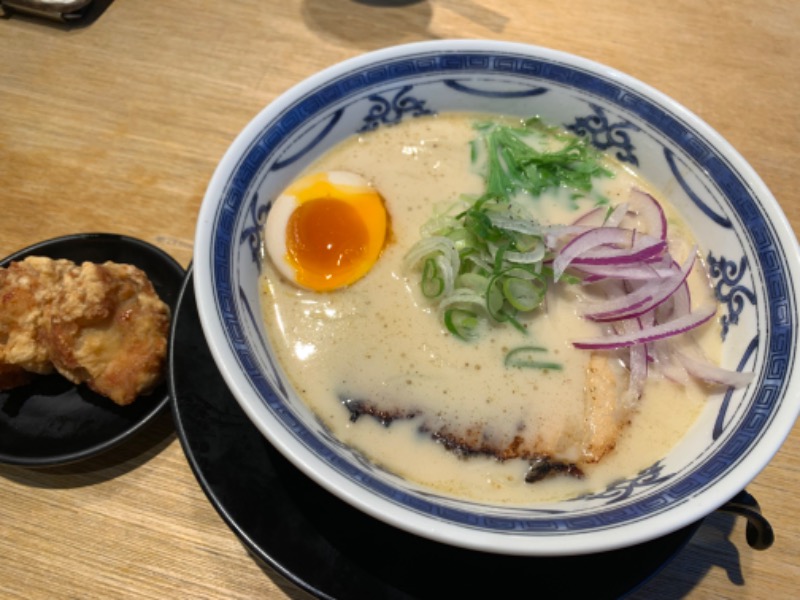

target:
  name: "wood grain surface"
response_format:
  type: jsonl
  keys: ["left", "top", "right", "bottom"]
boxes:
{"left": 1, "top": 1, "right": 799, "bottom": 598}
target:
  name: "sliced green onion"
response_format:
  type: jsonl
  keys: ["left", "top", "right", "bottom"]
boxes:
{"left": 406, "top": 117, "right": 616, "bottom": 345}
{"left": 437, "top": 289, "right": 486, "bottom": 318}
{"left": 444, "top": 308, "right": 480, "bottom": 341}
{"left": 443, "top": 227, "right": 471, "bottom": 251}
{"left": 421, "top": 257, "right": 444, "bottom": 298}
{"left": 485, "top": 275, "right": 506, "bottom": 320}
{"left": 456, "top": 272, "right": 490, "bottom": 294}
{"left": 511, "top": 232, "right": 541, "bottom": 252}
{"left": 502, "top": 277, "right": 545, "bottom": 312}
{"left": 504, "top": 346, "right": 563, "bottom": 370}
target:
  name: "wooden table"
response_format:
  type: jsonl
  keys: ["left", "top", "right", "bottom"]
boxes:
{"left": 1, "top": 1, "right": 798, "bottom": 597}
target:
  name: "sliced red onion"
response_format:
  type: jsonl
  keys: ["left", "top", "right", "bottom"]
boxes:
{"left": 555, "top": 192, "right": 752, "bottom": 391}
{"left": 558, "top": 226, "right": 635, "bottom": 257}
{"left": 572, "top": 255, "right": 675, "bottom": 282}
{"left": 543, "top": 224, "right": 595, "bottom": 250}
{"left": 582, "top": 250, "right": 696, "bottom": 322}
{"left": 622, "top": 320, "right": 648, "bottom": 404}
{"left": 605, "top": 202, "right": 629, "bottom": 227}
{"left": 571, "top": 206, "right": 607, "bottom": 227}
{"left": 648, "top": 342, "right": 691, "bottom": 386}
{"left": 553, "top": 227, "right": 666, "bottom": 280}
{"left": 572, "top": 304, "right": 718, "bottom": 350}
{"left": 675, "top": 352, "right": 755, "bottom": 388}
{"left": 636, "top": 307, "right": 656, "bottom": 331}
{"left": 655, "top": 277, "right": 692, "bottom": 323}
{"left": 570, "top": 236, "right": 667, "bottom": 266}
{"left": 627, "top": 188, "right": 667, "bottom": 241}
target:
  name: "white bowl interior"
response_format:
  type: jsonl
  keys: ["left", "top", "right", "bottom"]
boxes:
{"left": 194, "top": 40, "right": 800, "bottom": 555}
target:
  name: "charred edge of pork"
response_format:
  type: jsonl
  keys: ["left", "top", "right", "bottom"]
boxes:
{"left": 341, "top": 396, "right": 582, "bottom": 483}
{"left": 525, "top": 456, "right": 584, "bottom": 483}
{"left": 341, "top": 396, "right": 419, "bottom": 427}
{"left": 425, "top": 426, "right": 583, "bottom": 482}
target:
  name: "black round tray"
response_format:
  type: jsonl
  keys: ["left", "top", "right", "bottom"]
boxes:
{"left": 170, "top": 266, "right": 709, "bottom": 599}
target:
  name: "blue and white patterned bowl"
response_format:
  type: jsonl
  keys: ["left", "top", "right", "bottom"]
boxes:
{"left": 194, "top": 40, "right": 800, "bottom": 556}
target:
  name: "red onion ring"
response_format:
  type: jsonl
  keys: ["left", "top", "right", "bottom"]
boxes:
{"left": 572, "top": 303, "right": 718, "bottom": 350}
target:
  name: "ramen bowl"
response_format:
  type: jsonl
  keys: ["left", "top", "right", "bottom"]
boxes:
{"left": 193, "top": 40, "right": 800, "bottom": 556}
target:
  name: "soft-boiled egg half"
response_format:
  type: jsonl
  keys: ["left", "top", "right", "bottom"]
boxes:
{"left": 264, "top": 171, "right": 389, "bottom": 292}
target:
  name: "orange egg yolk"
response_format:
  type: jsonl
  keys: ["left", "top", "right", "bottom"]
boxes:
{"left": 286, "top": 197, "right": 371, "bottom": 288}
{"left": 276, "top": 171, "right": 388, "bottom": 291}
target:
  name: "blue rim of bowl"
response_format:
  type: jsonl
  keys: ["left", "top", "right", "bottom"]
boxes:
{"left": 197, "top": 41, "right": 799, "bottom": 552}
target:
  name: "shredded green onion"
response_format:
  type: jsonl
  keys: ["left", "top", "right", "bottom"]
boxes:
{"left": 504, "top": 346, "right": 563, "bottom": 370}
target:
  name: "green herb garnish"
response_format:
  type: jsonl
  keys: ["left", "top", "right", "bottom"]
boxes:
{"left": 405, "top": 116, "right": 611, "bottom": 359}
{"left": 474, "top": 117, "right": 612, "bottom": 201}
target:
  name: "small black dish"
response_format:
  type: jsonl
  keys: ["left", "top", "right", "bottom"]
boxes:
{"left": 170, "top": 266, "right": 702, "bottom": 600}
{"left": 0, "top": 233, "right": 185, "bottom": 467}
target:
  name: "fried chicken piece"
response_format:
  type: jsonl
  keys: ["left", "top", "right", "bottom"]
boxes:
{"left": 44, "top": 261, "right": 170, "bottom": 406}
{"left": 0, "top": 256, "right": 74, "bottom": 376}
{"left": 0, "top": 256, "right": 170, "bottom": 405}
{"left": 0, "top": 363, "right": 33, "bottom": 391}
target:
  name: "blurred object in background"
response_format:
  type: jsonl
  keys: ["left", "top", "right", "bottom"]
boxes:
{"left": 0, "top": 0, "right": 114, "bottom": 25}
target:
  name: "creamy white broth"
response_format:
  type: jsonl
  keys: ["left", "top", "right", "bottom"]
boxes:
{"left": 259, "top": 113, "right": 718, "bottom": 505}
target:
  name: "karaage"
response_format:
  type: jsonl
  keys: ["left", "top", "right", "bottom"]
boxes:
{"left": 0, "top": 257, "right": 170, "bottom": 405}
{"left": 0, "top": 257, "right": 73, "bottom": 378}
